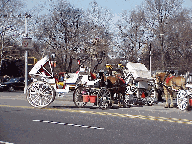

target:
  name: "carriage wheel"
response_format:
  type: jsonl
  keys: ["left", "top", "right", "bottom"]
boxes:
{"left": 26, "top": 81, "right": 56, "bottom": 108}
{"left": 177, "top": 90, "right": 188, "bottom": 111}
{"left": 73, "top": 86, "right": 87, "bottom": 108}
{"left": 126, "top": 85, "right": 137, "bottom": 95}
{"left": 124, "top": 94, "right": 132, "bottom": 107}
{"left": 146, "top": 97, "right": 154, "bottom": 106}
{"left": 146, "top": 88, "right": 156, "bottom": 106}
{"left": 125, "top": 86, "right": 134, "bottom": 107}
{"left": 119, "top": 93, "right": 127, "bottom": 108}
{"left": 98, "top": 88, "right": 111, "bottom": 110}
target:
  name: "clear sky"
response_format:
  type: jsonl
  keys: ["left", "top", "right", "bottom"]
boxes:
{"left": 25, "top": 0, "right": 192, "bottom": 15}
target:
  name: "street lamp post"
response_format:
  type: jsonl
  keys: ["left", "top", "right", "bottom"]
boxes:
{"left": 160, "top": 33, "right": 164, "bottom": 71}
{"left": 149, "top": 43, "right": 152, "bottom": 76}
{"left": 1, "top": 28, "right": 4, "bottom": 63}
{"left": 23, "top": 13, "right": 31, "bottom": 94}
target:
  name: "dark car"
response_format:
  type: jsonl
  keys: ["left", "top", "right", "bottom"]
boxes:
{"left": 0, "top": 77, "right": 26, "bottom": 92}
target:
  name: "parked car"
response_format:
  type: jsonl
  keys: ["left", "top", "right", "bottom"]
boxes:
{"left": 0, "top": 77, "right": 30, "bottom": 92}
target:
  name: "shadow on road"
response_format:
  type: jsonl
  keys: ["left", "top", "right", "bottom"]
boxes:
{"left": 45, "top": 105, "right": 146, "bottom": 110}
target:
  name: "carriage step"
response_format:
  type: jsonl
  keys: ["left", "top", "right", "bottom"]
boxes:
{"left": 57, "top": 92, "right": 66, "bottom": 97}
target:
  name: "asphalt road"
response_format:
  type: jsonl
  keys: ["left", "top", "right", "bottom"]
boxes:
{"left": 0, "top": 91, "right": 192, "bottom": 120}
{"left": 0, "top": 92, "right": 192, "bottom": 144}
{"left": 1, "top": 106, "right": 192, "bottom": 144}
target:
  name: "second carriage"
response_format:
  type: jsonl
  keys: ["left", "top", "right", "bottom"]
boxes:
{"left": 73, "top": 62, "right": 157, "bottom": 109}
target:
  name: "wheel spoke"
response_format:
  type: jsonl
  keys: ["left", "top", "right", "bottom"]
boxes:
{"left": 177, "top": 90, "right": 188, "bottom": 110}
{"left": 98, "top": 88, "right": 111, "bottom": 109}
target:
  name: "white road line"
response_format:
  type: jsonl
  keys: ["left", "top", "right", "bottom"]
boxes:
{"left": 0, "top": 141, "right": 14, "bottom": 144}
{"left": 33, "top": 120, "right": 104, "bottom": 130}
{"left": 68, "top": 124, "right": 75, "bottom": 126}
{"left": 90, "top": 127, "right": 98, "bottom": 129}
{"left": 81, "top": 125, "right": 89, "bottom": 127}
{"left": 97, "top": 127, "right": 105, "bottom": 130}
{"left": 74, "top": 125, "right": 82, "bottom": 126}
{"left": 32, "top": 120, "right": 41, "bottom": 122}
{"left": 50, "top": 122, "right": 58, "bottom": 124}
{"left": 42, "top": 121, "right": 50, "bottom": 123}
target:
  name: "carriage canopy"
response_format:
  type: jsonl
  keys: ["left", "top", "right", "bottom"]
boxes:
{"left": 29, "top": 55, "right": 54, "bottom": 78}
{"left": 126, "top": 62, "right": 153, "bottom": 81}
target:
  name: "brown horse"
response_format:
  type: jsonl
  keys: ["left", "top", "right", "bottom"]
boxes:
{"left": 105, "top": 74, "right": 126, "bottom": 107}
{"left": 156, "top": 72, "right": 185, "bottom": 108}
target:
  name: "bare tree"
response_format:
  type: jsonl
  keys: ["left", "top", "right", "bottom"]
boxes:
{"left": 31, "top": 0, "right": 83, "bottom": 72}
{"left": 117, "top": 8, "right": 146, "bottom": 62}
{"left": 0, "top": 0, "right": 24, "bottom": 54}
{"left": 163, "top": 8, "right": 192, "bottom": 73}
{"left": 76, "top": 0, "right": 113, "bottom": 72}
{"left": 144, "top": 0, "right": 183, "bottom": 70}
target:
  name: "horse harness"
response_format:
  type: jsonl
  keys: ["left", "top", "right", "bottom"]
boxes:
{"left": 157, "top": 73, "right": 184, "bottom": 91}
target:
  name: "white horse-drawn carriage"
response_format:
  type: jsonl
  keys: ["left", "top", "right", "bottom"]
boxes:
{"left": 176, "top": 72, "right": 192, "bottom": 111}
{"left": 122, "top": 62, "right": 156, "bottom": 107}
{"left": 72, "top": 62, "right": 157, "bottom": 109}
{"left": 155, "top": 70, "right": 192, "bottom": 111}
{"left": 26, "top": 54, "right": 157, "bottom": 109}
{"left": 26, "top": 54, "right": 80, "bottom": 108}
